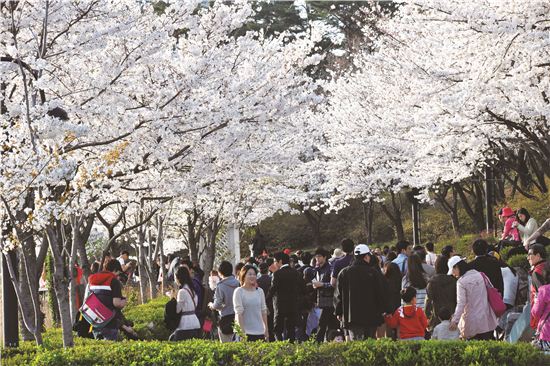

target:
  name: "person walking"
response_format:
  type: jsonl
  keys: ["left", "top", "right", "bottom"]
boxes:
{"left": 528, "top": 244, "right": 547, "bottom": 330}
{"left": 401, "top": 254, "right": 429, "bottom": 310}
{"left": 393, "top": 241, "right": 412, "bottom": 275}
{"left": 209, "top": 261, "right": 240, "bottom": 342}
{"left": 448, "top": 256, "right": 498, "bottom": 340}
{"left": 425, "top": 256, "right": 457, "bottom": 329}
{"left": 268, "top": 252, "right": 304, "bottom": 342}
{"left": 170, "top": 266, "right": 201, "bottom": 341}
{"left": 312, "top": 248, "right": 338, "bottom": 342}
{"left": 335, "top": 244, "right": 388, "bottom": 340}
{"left": 233, "top": 265, "right": 269, "bottom": 341}
{"left": 530, "top": 262, "right": 550, "bottom": 351}
{"left": 469, "top": 239, "right": 504, "bottom": 297}
{"left": 384, "top": 286, "right": 428, "bottom": 341}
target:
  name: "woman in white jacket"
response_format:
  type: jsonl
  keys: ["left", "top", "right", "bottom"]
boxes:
{"left": 515, "top": 208, "right": 538, "bottom": 250}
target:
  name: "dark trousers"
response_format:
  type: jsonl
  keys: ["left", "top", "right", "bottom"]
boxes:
{"left": 267, "top": 310, "right": 275, "bottom": 342}
{"left": 246, "top": 334, "right": 265, "bottom": 342}
{"left": 506, "top": 245, "right": 527, "bottom": 259}
{"left": 535, "top": 236, "right": 550, "bottom": 246}
{"left": 469, "top": 330, "right": 495, "bottom": 340}
{"left": 316, "top": 307, "right": 338, "bottom": 342}
{"left": 274, "top": 311, "right": 297, "bottom": 342}
{"left": 347, "top": 325, "right": 377, "bottom": 340}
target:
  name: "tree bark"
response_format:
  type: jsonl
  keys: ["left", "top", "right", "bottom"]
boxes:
{"left": 379, "top": 191, "right": 405, "bottom": 242}
{"left": 46, "top": 223, "right": 74, "bottom": 348}
{"left": 303, "top": 209, "right": 323, "bottom": 247}
{"left": 362, "top": 199, "right": 374, "bottom": 245}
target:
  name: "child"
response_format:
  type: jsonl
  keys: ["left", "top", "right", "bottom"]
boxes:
{"left": 431, "top": 307, "right": 460, "bottom": 340}
{"left": 385, "top": 287, "right": 428, "bottom": 340}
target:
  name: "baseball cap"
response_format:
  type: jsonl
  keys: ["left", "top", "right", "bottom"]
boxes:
{"left": 354, "top": 244, "right": 371, "bottom": 255}
{"left": 447, "top": 255, "right": 462, "bottom": 275}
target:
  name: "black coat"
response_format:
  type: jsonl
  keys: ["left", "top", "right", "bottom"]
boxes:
{"left": 335, "top": 259, "right": 389, "bottom": 328}
{"left": 469, "top": 255, "right": 504, "bottom": 296}
{"left": 268, "top": 266, "right": 304, "bottom": 315}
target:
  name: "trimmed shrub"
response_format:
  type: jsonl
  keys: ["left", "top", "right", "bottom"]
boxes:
{"left": 124, "top": 295, "right": 172, "bottom": 340}
{"left": 2, "top": 339, "right": 548, "bottom": 366}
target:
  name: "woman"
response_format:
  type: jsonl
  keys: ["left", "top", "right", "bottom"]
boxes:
{"left": 425, "top": 255, "right": 457, "bottom": 329}
{"left": 233, "top": 264, "right": 268, "bottom": 341}
{"left": 383, "top": 262, "right": 402, "bottom": 339}
{"left": 401, "top": 254, "right": 428, "bottom": 310}
{"left": 531, "top": 262, "right": 550, "bottom": 351}
{"left": 499, "top": 207, "right": 521, "bottom": 252}
{"left": 515, "top": 208, "right": 538, "bottom": 250}
{"left": 448, "top": 256, "right": 498, "bottom": 340}
{"left": 171, "top": 266, "right": 201, "bottom": 341}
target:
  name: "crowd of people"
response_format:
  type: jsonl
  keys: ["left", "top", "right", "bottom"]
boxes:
{"left": 77, "top": 207, "right": 550, "bottom": 351}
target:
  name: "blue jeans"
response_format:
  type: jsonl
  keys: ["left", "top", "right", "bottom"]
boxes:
{"left": 93, "top": 327, "right": 118, "bottom": 341}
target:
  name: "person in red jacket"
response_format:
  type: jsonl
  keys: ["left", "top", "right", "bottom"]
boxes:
{"left": 528, "top": 244, "right": 547, "bottom": 329}
{"left": 385, "top": 286, "right": 428, "bottom": 340}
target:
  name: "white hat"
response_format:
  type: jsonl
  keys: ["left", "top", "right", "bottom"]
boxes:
{"left": 354, "top": 244, "right": 371, "bottom": 256}
{"left": 447, "top": 255, "right": 462, "bottom": 275}
{"left": 332, "top": 248, "right": 344, "bottom": 259}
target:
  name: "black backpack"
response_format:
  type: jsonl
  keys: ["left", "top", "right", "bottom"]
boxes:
{"left": 164, "top": 297, "right": 182, "bottom": 332}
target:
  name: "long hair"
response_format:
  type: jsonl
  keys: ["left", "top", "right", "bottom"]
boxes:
{"left": 517, "top": 208, "right": 531, "bottom": 225}
{"left": 407, "top": 254, "right": 427, "bottom": 289}
{"left": 239, "top": 264, "right": 258, "bottom": 286}
{"left": 175, "top": 266, "right": 194, "bottom": 296}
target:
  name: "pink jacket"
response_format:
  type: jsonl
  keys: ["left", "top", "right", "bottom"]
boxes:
{"left": 502, "top": 217, "right": 520, "bottom": 241}
{"left": 531, "top": 284, "right": 550, "bottom": 341}
{"left": 452, "top": 270, "right": 498, "bottom": 339}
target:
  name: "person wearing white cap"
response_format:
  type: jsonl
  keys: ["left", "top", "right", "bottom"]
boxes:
{"left": 334, "top": 244, "right": 389, "bottom": 340}
{"left": 447, "top": 256, "right": 498, "bottom": 340}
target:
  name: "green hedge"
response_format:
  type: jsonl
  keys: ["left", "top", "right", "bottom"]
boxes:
{"left": 124, "top": 295, "right": 172, "bottom": 340}
{"left": 2, "top": 339, "right": 549, "bottom": 366}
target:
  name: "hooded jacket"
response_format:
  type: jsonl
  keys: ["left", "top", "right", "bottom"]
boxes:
{"left": 385, "top": 305, "right": 428, "bottom": 339}
{"left": 334, "top": 259, "right": 389, "bottom": 328}
{"left": 211, "top": 275, "right": 240, "bottom": 317}
{"left": 530, "top": 260, "right": 547, "bottom": 329}
{"left": 531, "top": 284, "right": 550, "bottom": 341}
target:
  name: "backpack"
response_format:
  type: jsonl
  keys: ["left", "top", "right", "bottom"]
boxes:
{"left": 79, "top": 291, "right": 116, "bottom": 329}
{"left": 514, "top": 267, "right": 529, "bottom": 306}
{"left": 164, "top": 297, "right": 182, "bottom": 332}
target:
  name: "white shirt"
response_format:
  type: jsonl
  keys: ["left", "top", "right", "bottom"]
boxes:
{"left": 517, "top": 218, "right": 538, "bottom": 248}
{"left": 501, "top": 267, "right": 518, "bottom": 306}
{"left": 432, "top": 320, "right": 460, "bottom": 340}
{"left": 233, "top": 287, "right": 267, "bottom": 335}
{"left": 426, "top": 252, "right": 437, "bottom": 267}
{"left": 176, "top": 285, "right": 200, "bottom": 330}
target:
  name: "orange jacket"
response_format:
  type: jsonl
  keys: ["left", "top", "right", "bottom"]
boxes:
{"left": 385, "top": 305, "right": 428, "bottom": 339}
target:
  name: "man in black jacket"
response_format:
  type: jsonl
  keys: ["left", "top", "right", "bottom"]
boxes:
{"left": 335, "top": 244, "right": 389, "bottom": 340}
{"left": 469, "top": 239, "right": 504, "bottom": 296}
{"left": 312, "top": 248, "right": 338, "bottom": 342}
{"left": 268, "top": 252, "right": 305, "bottom": 341}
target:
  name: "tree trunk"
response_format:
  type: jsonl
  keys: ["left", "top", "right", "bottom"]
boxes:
{"left": 303, "top": 209, "right": 323, "bottom": 247}
{"left": 380, "top": 191, "right": 405, "bottom": 242}
{"left": 362, "top": 199, "right": 374, "bottom": 245}
{"left": 46, "top": 224, "right": 74, "bottom": 348}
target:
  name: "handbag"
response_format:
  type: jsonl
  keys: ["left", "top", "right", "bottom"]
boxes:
{"left": 480, "top": 273, "right": 507, "bottom": 317}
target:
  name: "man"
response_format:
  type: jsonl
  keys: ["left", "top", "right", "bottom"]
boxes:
{"left": 268, "top": 252, "right": 304, "bottom": 341}
{"left": 117, "top": 250, "right": 130, "bottom": 271}
{"left": 425, "top": 242, "right": 437, "bottom": 266}
{"left": 469, "top": 239, "right": 504, "bottom": 296}
{"left": 330, "top": 238, "right": 355, "bottom": 287}
{"left": 87, "top": 259, "right": 127, "bottom": 340}
{"left": 528, "top": 244, "right": 547, "bottom": 329}
{"left": 312, "top": 248, "right": 338, "bottom": 342}
{"left": 392, "top": 241, "right": 412, "bottom": 275}
{"left": 257, "top": 262, "right": 274, "bottom": 341}
{"left": 335, "top": 244, "right": 388, "bottom": 340}
{"left": 209, "top": 261, "right": 240, "bottom": 342}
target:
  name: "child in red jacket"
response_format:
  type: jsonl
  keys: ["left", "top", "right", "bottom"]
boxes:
{"left": 385, "top": 287, "right": 428, "bottom": 340}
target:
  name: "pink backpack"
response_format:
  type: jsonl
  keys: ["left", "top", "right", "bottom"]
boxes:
{"left": 80, "top": 292, "right": 116, "bottom": 329}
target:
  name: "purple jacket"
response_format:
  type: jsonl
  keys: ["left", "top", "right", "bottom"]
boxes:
{"left": 531, "top": 284, "right": 550, "bottom": 341}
